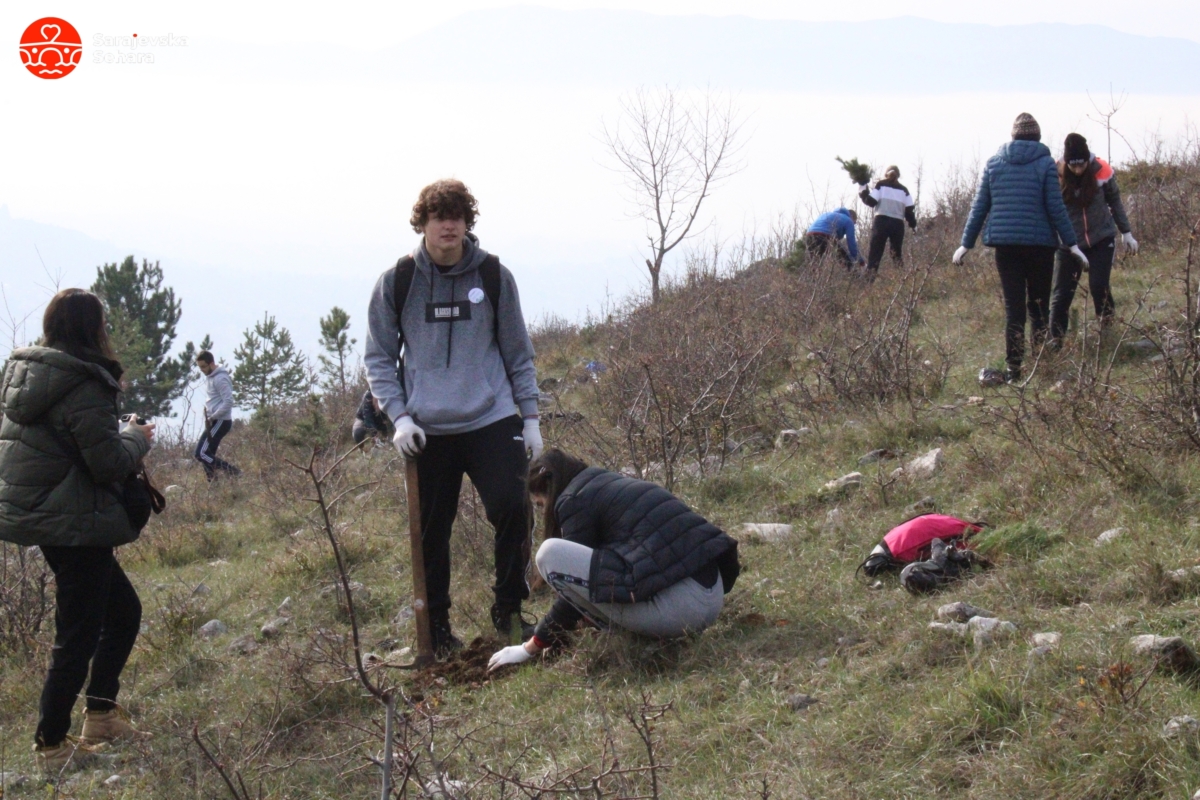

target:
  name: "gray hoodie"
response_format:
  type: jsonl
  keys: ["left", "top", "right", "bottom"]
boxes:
{"left": 364, "top": 235, "right": 538, "bottom": 435}
{"left": 203, "top": 366, "right": 234, "bottom": 421}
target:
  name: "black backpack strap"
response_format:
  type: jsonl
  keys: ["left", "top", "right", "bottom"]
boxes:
{"left": 392, "top": 255, "right": 417, "bottom": 350}
{"left": 479, "top": 254, "right": 502, "bottom": 342}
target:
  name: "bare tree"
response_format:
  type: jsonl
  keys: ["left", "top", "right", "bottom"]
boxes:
{"left": 1087, "top": 84, "right": 1132, "bottom": 163}
{"left": 602, "top": 86, "right": 745, "bottom": 304}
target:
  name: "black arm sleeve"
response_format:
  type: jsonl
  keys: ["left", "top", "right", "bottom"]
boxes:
{"left": 905, "top": 205, "right": 918, "bottom": 230}
{"left": 859, "top": 186, "right": 877, "bottom": 207}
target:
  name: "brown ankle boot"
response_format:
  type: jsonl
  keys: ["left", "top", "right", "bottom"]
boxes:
{"left": 34, "top": 736, "right": 108, "bottom": 774}
{"left": 81, "top": 706, "right": 151, "bottom": 744}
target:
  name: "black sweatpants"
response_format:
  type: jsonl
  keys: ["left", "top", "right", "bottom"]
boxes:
{"left": 994, "top": 245, "right": 1056, "bottom": 373}
{"left": 195, "top": 419, "right": 239, "bottom": 480}
{"left": 36, "top": 546, "right": 141, "bottom": 747}
{"left": 1049, "top": 236, "right": 1116, "bottom": 342}
{"left": 804, "top": 233, "right": 853, "bottom": 268}
{"left": 866, "top": 216, "right": 906, "bottom": 272}
{"left": 416, "top": 415, "right": 530, "bottom": 617}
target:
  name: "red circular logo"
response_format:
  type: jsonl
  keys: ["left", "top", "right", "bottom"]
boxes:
{"left": 19, "top": 18, "right": 82, "bottom": 79}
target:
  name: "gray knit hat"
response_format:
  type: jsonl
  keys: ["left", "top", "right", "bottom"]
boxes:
{"left": 1012, "top": 113, "right": 1041, "bottom": 141}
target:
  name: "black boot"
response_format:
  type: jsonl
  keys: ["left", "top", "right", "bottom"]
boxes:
{"left": 429, "top": 612, "right": 463, "bottom": 658}
{"left": 491, "top": 603, "right": 535, "bottom": 643}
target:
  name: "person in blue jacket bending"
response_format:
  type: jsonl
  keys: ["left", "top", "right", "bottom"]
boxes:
{"left": 953, "top": 113, "right": 1089, "bottom": 383}
{"left": 804, "top": 207, "right": 863, "bottom": 269}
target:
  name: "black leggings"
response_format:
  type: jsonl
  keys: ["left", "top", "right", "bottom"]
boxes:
{"left": 994, "top": 245, "right": 1056, "bottom": 372}
{"left": 1049, "top": 236, "right": 1116, "bottom": 341}
{"left": 36, "top": 546, "right": 141, "bottom": 747}
{"left": 416, "top": 415, "right": 530, "bottom": 617}
{"left": 866, "top": 216, "right": 906, "bottom": 272}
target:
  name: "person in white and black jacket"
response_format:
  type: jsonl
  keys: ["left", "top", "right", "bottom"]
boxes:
{"left": 194, "top": 351, "right": 240, "bottom": 481}
{"left": 858, "top": 165, "right": 918, "bottom": 275}
{"left": 487, "top": 449, "right": 740, "bottom": 673}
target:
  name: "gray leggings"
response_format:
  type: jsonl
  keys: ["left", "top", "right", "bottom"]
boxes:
{"left": 535, "top": 539, "right": 724, "bottom": 638}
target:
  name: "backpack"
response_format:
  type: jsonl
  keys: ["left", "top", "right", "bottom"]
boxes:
{"left": 899, "top": 537, "right": 989, "bottom": 595}
{"left": 858, "top": 514, "right": 983, "bottom": 577}
{"left": 392, "top": 254, "right": 502, "bottom": 354}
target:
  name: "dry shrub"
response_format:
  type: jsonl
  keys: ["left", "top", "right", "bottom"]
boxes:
{"left": 1122, "top": 133, "right": 1200, "bottom": 248}
{"left": 0, "top": 542, "right": 50, "bottom": 655}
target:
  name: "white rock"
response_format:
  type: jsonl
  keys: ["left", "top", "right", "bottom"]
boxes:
{"left": 227, "top": 635, "right": 258, "bottom": 655}
{"left": 277, "top": 596, "right": 292, "bottom": 613}
{"left": 1164, "top": 715, "right": 1200, "bottom": 739}
{"left": 207, "top": 559, "right": 229, "bottom": 567}
{"left": 738, "top": 678, "right": 751, "bottom": 692}
{"left": 823, "top": 472, "right": 863, "bottom": 492}
{"left": 1129, "top": 635, "right": 1200, "bottom": 672}
{"left": 393, "top": 605, "right": 415, "bottom": 625}
{"left": 1095, "top": 527, "right": 1125, "bottom": 545}
{"left": 1030, "top": 632, "right": 1061, "bottom": 650}
{"left": 905, "top": 448, "right": 944, "bottom": 480}
{"left": 192, "top": 582, "right": 211, "bottom": 597}
{"left": 198, "top": 619, "right": 227, "bottom": 638}
{"left": 774, "top": 428, "right": 812, "bottom": 448}
{"left": 824, "top": 507, "right": 844, "bottom": 532}
{"left": 1168, "top": 566, "right": 1200, "bottom": 582}
{"left": 1192, "top": 789, "right": 1200, "bottom": 800}
{"left": 104, "top": 774, "right": 122, "bottom": 786}
{"left": 740, "top": 523, "right": 794, "bottom": 543}
{"left": 965, "top": 396, "right": 985, "bottom": 406}
{"left": 815, "top": 657, "right": 830, "bottom": 669}
{"left": 386, "top": 647, "right": 413, "bottom": 662}
{"left": 164, "top": 484, "right": 184, "bottom": 496}
{"left": 928, "top": 621, "right": 969, "bottom": 637}
{"left": 937, "top": 602, "right": 991, "bottom": 623}
{"left": 969, "top": 616, "right": 1017, "bottom": 648}
{"left": 260, "top": 616, "right": 291, "bottom": 639}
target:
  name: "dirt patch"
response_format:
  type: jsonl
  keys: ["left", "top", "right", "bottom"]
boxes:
{"left": 407, "top": 636, "right": 500, "bottom": 695}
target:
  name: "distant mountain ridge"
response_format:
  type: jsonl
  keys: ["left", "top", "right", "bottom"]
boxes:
{"left": 185, "top": 8, "right": 1200, "bottom": 94}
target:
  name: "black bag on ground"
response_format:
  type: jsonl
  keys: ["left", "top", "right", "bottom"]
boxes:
{"left": 899, "top": 538, "right": 988, "bottom": 595}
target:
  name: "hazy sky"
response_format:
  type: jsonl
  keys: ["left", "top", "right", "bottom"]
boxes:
{"left": 2, "top": 1, "right": 1198, "bottom": 405}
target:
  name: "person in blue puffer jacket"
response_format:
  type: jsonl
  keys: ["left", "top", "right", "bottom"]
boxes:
{"left": 953, "top": 113, "right": 1089, "bottom": 383}
{"left": 804, "top": 207, "right": 863, "bottom": 269}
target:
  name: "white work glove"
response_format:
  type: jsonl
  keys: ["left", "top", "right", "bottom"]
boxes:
{"left": 392, "top": 415, "right": 425, "bottom": 457}
{"left": 1122, "top": 232, "right": 1139, "bottom": 254}
{"left": 522, "top": 418, "right": 543, "bottom": 460}
{"left": 488, "top": 643, "right": 533, "bottom": 673}
{"left": 1068, "top": 244, "right": 1089, "bottom": 266}
{"left": 952, "top": 246, "right": 970, "bottom": 266}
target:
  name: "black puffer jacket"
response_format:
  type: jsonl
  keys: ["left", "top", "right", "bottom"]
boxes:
{"left": 555, "top": 467, "right": 740, "bottom": 604}
{"left": 0, "top": 347, "right": 149, "bottom": 547}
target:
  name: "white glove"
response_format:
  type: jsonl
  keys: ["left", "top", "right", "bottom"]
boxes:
{"left": 1069, "top": 244, "right": 1089, "bottom": 266}
{"left": 1122, "top": 232, "right": 1139, "bottom": 254}
{"left": 392, "top": 415, "right": 425, "bottom": 457}
{"left": 488, "top": 643, "right": 533, "bottom": 673}
{"left": 522, "top": 418, "right": 543, "bottom": 460}
{"left": 952, "top": 246, "right": 970, "bottom": 266}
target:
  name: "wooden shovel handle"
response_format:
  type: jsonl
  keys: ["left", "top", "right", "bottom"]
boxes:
{"left": 405, "top": 457, "right": 435, "bottom": 667}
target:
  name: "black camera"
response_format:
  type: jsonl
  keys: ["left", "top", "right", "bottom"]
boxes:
{"left": 120, "top": 413, "right": 149, "bottom": 426}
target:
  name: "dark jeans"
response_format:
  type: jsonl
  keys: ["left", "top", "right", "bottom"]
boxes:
{"left": 1049, "top": 236, "right": 1116, "bottom": 342}
{"left": 994, "top": 245, "right": 1056, "bottom": 372}
{"left": 36, "top": 546, "right": 141, "bottom": 747}
{"left": 804, "top": 233, "right": 853, "bottom": 268}
{"left": 866, "top": 216, "right": 906, "bottom": 272}
{"left": 416, "top": 415, "right": 530, "bottom": 617}
{"left": 195, "top": 419, "right": 239, "bottom": 480}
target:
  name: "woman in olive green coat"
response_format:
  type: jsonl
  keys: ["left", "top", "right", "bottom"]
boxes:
{"left": 0, "top": 289, "right": 155, "bottom": 772}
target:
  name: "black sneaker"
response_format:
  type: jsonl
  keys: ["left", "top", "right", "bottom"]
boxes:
{"left": 491, "top": 604, "right": 536, "bottom": 643}
{"left": 430, "top": 615, "right": 463, "bottom": 658}
{"left": 1004, "top": 367, "right": 1022, "bottom": 384}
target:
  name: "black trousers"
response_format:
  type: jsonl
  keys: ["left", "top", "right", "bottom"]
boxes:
{"left": 195, "top": 419, "right": 239, "bottom": 480}
{"left": 994, "top": 245, "right": 1056, "bottom": 372}
{"left": 1049, "top": 236, "right": 1116, "bottom": 342}
{"left": 804, "top": 233, "right": 853, "bottom": 268}
{"left": 866, "top": 216, "right": 906, "bottom": 272}
{"left": 416, "top": 415, "right": 530, "bottom": 617}
{"left": 36, "top": 546, "right": 141, "bottom": 747}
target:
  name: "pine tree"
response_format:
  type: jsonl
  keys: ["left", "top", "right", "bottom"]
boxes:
{"left": 91, "top": 256, "right": 196, "bottom": 416}
{"left": 232, "top": 314, "right": 309, "bottom": 410}
{"left": 317, "top": 307, "right": 355, "bottom": 396}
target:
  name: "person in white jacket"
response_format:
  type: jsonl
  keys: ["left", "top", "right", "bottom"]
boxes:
{"left": 194, "top": 351, "right": 240, "bottom": 480}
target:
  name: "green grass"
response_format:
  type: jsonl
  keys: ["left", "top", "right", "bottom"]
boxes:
{"left": 4, "top": 243, "right": 1200, "bottom": 798}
